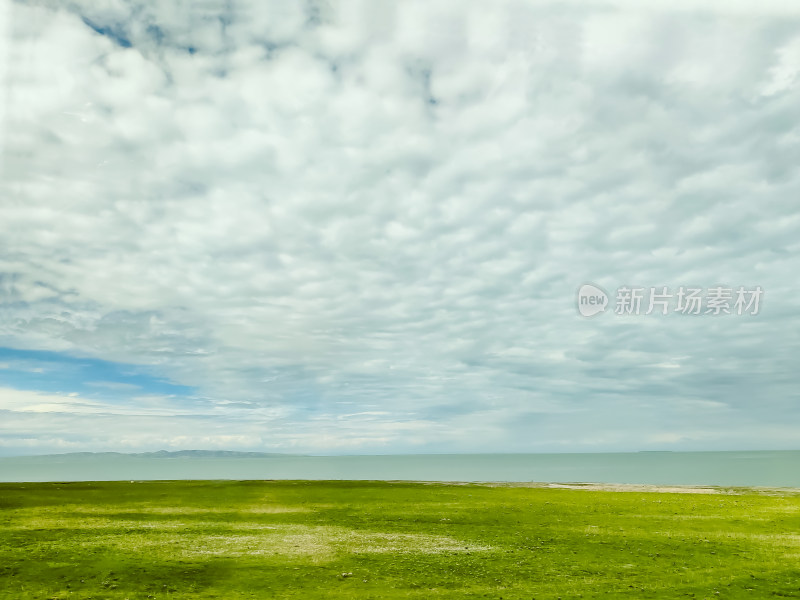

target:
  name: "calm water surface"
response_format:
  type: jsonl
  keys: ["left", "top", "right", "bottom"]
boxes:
{"left": 0, "top": 451, "right": 798, "bottom": 486}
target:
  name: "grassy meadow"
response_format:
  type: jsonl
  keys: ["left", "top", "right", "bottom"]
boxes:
{"left": 0, "top": 480, "right": 799, "bottom": 599}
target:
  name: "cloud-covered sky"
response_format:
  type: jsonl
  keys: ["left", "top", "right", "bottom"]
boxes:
{"left": 1, "top": 0, "right": 799, "bottom": 456}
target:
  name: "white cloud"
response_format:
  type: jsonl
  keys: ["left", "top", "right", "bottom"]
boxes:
{"left": 1, "top": 0, "right": 799, "bottom": 455}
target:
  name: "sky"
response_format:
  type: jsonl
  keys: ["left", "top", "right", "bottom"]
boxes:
{"left": 1, "top": 0, "right": 799, "bottom": 456}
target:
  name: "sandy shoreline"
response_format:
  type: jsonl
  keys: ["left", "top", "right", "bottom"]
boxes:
{"left": 3, "top": 478, "right": 800, "bottom": 494}
{"left": 412, "top": 480, "right": 800, "bottom": 495}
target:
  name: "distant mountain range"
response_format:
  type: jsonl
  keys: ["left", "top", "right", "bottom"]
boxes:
{"left": 33, "top": 450, "right": 303, "bottom": 459}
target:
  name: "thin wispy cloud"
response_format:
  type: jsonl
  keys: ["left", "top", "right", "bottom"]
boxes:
{"left": 1, "top": 0, "right": 799, "bottom": 455}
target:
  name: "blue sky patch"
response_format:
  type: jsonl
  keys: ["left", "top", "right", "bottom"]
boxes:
{"left": 0, "top": 347, "right": 193, "bottom": 399}
{"left": 81, "top": 17, "right": 132, "bottom": 48}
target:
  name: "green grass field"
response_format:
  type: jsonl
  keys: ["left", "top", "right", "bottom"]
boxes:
{"left": 1, "top": 480, "right": 799, "bottom": 599}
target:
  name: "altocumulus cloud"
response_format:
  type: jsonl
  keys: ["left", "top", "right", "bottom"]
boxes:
{"left": 1, "top": 0, "right": 799, "bottom": 456}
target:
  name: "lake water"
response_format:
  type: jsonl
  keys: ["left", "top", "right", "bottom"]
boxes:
{"left": 0, "top": 451, "right": 798, "bottom": 487}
